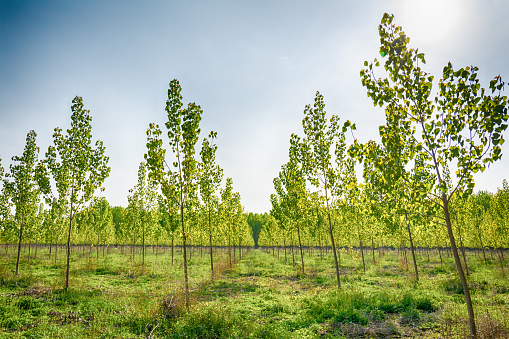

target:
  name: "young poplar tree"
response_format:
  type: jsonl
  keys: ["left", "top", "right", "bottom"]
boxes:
{"left": 145, "top": 79, "right": 202, "bottom": 309}
{"left": 198, "top": 131, "right": 223, "bottom": 278}
{"left": 4, "top": 131, "right": 49, "bottom": 276}
{"left": 293, "top": 92, "right": 353, "bottom": 290}
{"left": 91, "top": 197, "right": 114, "bottom": 259}
{"left": 220, "top": 178, "right": 236, "bottom": 267}
{"left": 45, "top": 96, "right": 110, "bottom": 290}
{"left": 360, "top": 13, "right": 509, "bottom": 338}
{"left": 128, "top": 162, "right": 158, "bottom": 269}
{"left": 273, "top": 159, "right": 308, "bottom": 274}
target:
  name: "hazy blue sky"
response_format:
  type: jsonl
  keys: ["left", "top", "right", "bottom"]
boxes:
{"left": 1, "top": 0, "right": 508, "bottom": 212}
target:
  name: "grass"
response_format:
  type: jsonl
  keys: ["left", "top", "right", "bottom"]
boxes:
{"left": 0, "top": 244, "right": 508, "bottom": 338}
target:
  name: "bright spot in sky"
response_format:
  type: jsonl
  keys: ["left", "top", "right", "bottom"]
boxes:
{"left": 400, "top": 0, "right": 463, "bottom": 45}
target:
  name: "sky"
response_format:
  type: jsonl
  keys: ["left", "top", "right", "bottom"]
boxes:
{"left": 1, "top": 0, "right": 508, "bottom": 213}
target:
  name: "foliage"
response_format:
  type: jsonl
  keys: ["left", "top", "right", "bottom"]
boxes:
{"left": 45, "top": 96, "right": 110, "bottom": 289}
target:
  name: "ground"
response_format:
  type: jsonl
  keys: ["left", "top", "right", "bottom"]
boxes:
{"left": 1, "top": 244, "right": 508, "bottom": 338}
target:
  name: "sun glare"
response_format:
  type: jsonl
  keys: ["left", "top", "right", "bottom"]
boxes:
{"left": 398, "top": 0, "right": 463, "bottom": 47}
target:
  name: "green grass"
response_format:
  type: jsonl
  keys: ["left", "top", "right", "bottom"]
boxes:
{"left": 0, "top": 244, "right": 508, "bottom": 338}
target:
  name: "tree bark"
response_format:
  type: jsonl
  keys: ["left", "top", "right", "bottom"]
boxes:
{"left": 65, "top": 206, "right": 73, "bottom": 290}
{"left": 297, "top": 223, "right": 305, "bottom": 275}
{"left": 443, "top": 195, "right": 476, "bottom": 338}
{"left": 405, "top": 211, "right": 419, "bottom": 281}
{"left": 208, "top": 209, "right": 214, "bottom": 278}
{"left": 15, "top": 213, "right": 25, "bottom": 276}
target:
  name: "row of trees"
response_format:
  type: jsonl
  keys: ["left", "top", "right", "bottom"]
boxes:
{"left": 264, "top": 181, "right": 509, "bottom": 261}
{"left": 0, "top": 82, "right": 253, "bottom": 306}
{"left": 268, "top": 13, "right": 508, "bottom": 338}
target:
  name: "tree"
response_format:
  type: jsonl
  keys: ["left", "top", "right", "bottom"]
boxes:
{"left": 91, "top": 197, "right": 114, "bottom": 259}
{"left": 128, "top": 162, "right": 158, "bottom": 269}
{"left": 247, "top": 212, "right": 264, "bottom": 249}
{"left": 45, "top": 96, "right": 110, "bottom": 290}
{"left": 360, "top": 13, "right": 509, "bottom": 337}
{"left": 220, "top": 178, "right": 242, "bottom": 267}
{"left": 273, "top": 158, "right": 308, "bottom": 274}
{"left": 198, "top": 131, "right": 223, "bottom": 278}
{"left": 158, "top": 196, "right": 179, "bottom": 265}
{"left": 4, "top": 130, "right": 48, "bottom": 276}
{"left": 293, "top": 91, "right": 353, "bottom": 289}
{"left": 145, "top": 79, "right": 202, "bottom": 309}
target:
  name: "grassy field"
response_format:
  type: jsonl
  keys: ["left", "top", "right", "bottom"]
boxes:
{"left": 1, "top": 244, "right": 509, "bottom": 338}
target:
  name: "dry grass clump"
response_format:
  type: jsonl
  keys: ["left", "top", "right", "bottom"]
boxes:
{"left": 213, "top": 255, "right": 238, "bottom": 277}
{"left": 160, "top": 286, "right": 186, "bottom": 320}
{"left": 477, "top": 310, "right": 509, "bottom": 339}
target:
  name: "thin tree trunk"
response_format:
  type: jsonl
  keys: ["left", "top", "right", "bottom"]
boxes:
{"left": 443, "top": 195, "right": 476, "bottom": 338}
{"left": 326, "top": 193, "right": 341, "bottom": 290}
{"left": 180, "top": 203, "right": 190, "bottom": 309}
{"left": 498, "top": 248, "right": 505, "bottom": 275}
{"left": 284, "top": 237, "right": 287, "bottom": 262}
{"left": 142, "top": 227, "right": 145, "bottom": 270}
{"left": 356, "top": 212, "right": 366, "bottom": 272}
{"left": 456, "top": 218, "right": 469, "bottom": 276}
{"left": 228, "top": 226, "right": 232, "bottom": 268}
{"left": 318, "top": 232, "right": 323, "bottom": 260}
{"left": 290, "top": 231, "right": 295, "bottom": 267}
{"left": 209, "top": 209, "right": 214, "bottom": 278}
{"left": 405, "top": 211, "right": 419, "bottom": 281}
{"left": 65, "top": 205, "right": 73, "bottom": 290}
{"left": 297, "top": 224, "right": 305, "bottom": 274}
{"left": 15, "top": 213, "right": 25, "bottom": 276}
{"left": 239, "top": 238, "right": 242, "bottom": 262}
{"left": 371, "top": 234, "right": 376, "bottom": 265}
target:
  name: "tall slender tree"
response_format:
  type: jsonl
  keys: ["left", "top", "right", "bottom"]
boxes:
{"left": 198, "top": 131, "right": 223, "bottom": 278}
{"left": 293, "top": 92, "right": 353, "bottom": 290}
{"left": 360, "top": 13, "right": 509, "bottom": 337}
{"left": 45, "top": 96, "right": 110, "bottom": 290}
{"left": 145, "top": 79, "right": 202, "bottom": 309}
{"left": 4, "top": 131, "right": 49, "bottom": 276}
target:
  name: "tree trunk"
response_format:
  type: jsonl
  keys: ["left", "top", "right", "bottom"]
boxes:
{"left": 318, "top": 232, "right": 323, "bottom": 260}
{"left": 228, "top": 226, "right": 232, "bottom": 269}
{"left": 208, "top": 209, "right": 214, "bottom": 278}
{"left": 443, "top": 195, "right": 476, "bottom": 338}
{"left": 15, "top": 213, "right": 25, "bottom": 276}
{"left": 180, "top": 203, "right": 190, "bottom": 309}
{"left": 405, "top": 211, "right": 419, "bottom": 281}
{"left": 297, "top": 224, "right": 305, "bottom": 275}
{"left": 456, "top": 218, "right": 469, "bottom": 276}
{"left": 356, "top": 212, "right": 366, "bottom": 273}
{"left": 239, "top": 238, "right": 242, "bottom": 262}
{"left": 142, "top": 227, "right": 145, "bottom": 270}
{"left": 326, "top": 198, "right": 341, "bottom": 289}
{"left": 284, "top": 237, "right": 287, "bottom": 262}
{"left": 290, "top": 231, "right": 295, "bottom": 267}
{"left": 498, "top": 248, "right": 505, "bottom": 275}
{"left": 371, "top": 234, "right": 376, "bottom": 265}
{"left": 65, "top": 207, "right": 73, "bottom": 290}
